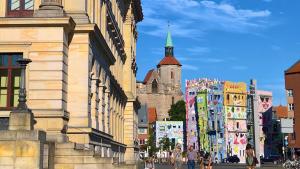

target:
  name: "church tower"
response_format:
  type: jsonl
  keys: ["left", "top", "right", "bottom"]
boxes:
{"left": 157, "top": 29, "right": 182, "bottom": 96}
{"left": 136, "top": 28, "right": 183, "bottom": 120}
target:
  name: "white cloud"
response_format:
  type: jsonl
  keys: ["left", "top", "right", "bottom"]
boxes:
{"left": 182, "top": 64, "right": 199, "bottom": 71}
{"left": 186, "top": 47, "right": 211, "bottom": 55}
{"left": 271, "top": 45, "right": 281, "bottom": 51}
{"left": 231, "top": 65, "right": 248, "bottom": 70}
{"left": 140, "top": 0, "right": 272, "bottom": 37}
{"left": 177, "top": 56, "right": 224, "bottom": 63}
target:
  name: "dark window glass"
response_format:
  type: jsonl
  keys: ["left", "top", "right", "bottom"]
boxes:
{"left": 0, "top": 55, "right": 9, "bottom": 66}
{"left": 152, "top": 79, "right": 158, "bottom": 93}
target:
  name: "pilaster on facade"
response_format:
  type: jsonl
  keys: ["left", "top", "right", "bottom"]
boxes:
{"left": 99, "top": 83, "right": 107, "bottom": 132}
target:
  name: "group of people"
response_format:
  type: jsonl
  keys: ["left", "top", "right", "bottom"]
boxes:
{"left": 145, "top": 144, "right": 213, "bottom": 169}
{"left": 172, "top": 144, "right": 213, "bottom": 169}
{"left": 145, "top": 143, "right": 258, "bottom": 169}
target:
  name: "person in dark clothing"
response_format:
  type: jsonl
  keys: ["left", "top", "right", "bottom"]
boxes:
{"left": 203, "top": 152, "right": 212, "bottom": 169}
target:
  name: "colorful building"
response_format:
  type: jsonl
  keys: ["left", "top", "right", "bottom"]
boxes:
{"left": 196, "top": 90, "right": 209, "bottom": 152}
{"left": 224, "top": 81, "right": 248, "bottom": 163}
{"left": 186, "top": 78, "right": 226, "bottom": 161}
{"left": 186, "top": 81, "right": 199, "bottom": 150}
{"left": 207, "top": 81, "right": 226, "bottom": 161}
{"left": 155, "top": 121, "right": 184, "bottom": 148}
{"left": 257, "top": 90, "right": 273, "bottom": 157}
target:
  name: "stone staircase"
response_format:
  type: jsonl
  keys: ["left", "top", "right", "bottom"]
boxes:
{"left": 53, "top": 142, "right": 136, "bottom": 169}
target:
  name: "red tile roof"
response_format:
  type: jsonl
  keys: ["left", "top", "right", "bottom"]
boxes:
{"left": 157, "top": 56, "right": 182, "bottom": 67}
{"left": 274, "top": 105, "right": 288, "bottom": 118}
{"left": 148, "top": 107, "right": 157, "bottom": 124}
{"left": 285, "top": 60, "right": 300, "bottom": 74}
{"left": 143, "top": 69, "right": 154, "bottom": 84}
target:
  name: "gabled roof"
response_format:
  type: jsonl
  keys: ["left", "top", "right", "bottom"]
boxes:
{"left": 157, "top": 56, "right": 182, "bottom": 68}
{"left": 148, "top": 107, "right": 157, "bottom": 124}
{"left": 285, "top": 60, "right": 300, "bottom": 74}
{"left": 143, "top": 69, "right": 154, "bottom": 84}
{"left": 273, "top": 105, "right": 288, "bottom": 118}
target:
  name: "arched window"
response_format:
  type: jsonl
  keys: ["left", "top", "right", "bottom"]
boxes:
{"left": 172, "top": 96, "right": 174, "bottom": 105}
{"left": 152, "top": 79, "right": 158, "bottom": 93}
{"left": 171, "top": 71, "right": 174, "bottom": 79}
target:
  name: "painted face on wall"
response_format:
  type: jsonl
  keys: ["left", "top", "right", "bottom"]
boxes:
{"left": 260, "top": 97, "right": 271, "bottom": 110}
{"left": 233, "top": 95, "right": 243, "bottom": 106}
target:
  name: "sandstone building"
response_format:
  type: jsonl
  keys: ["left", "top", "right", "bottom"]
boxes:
{"left": 137, "top": 30, "right": 183, "bottom": 120}
{"left": 0, "top": 0, "right": 143, "bottom": 168}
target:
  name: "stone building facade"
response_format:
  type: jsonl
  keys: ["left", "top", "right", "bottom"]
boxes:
{"left": 137, "top": 30, "right": 183, "bottom": 120}
{"left": 0, "top": 0, "right": 143, "bottom": 168}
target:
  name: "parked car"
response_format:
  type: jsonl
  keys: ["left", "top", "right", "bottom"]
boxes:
{"left": 226, "top": 155, "right": 240, "bottom": 163}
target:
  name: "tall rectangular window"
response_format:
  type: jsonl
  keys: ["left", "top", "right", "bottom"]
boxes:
{"left": 7, "top": 0, "right": 34, "bottom": 17}
{"left": 287, "top": 89, "right": 293, "bottom": 97}
{"left": 288, "top": 104, "right": 295, "bottom": 111}
{"left": 0, "top": 54, "right": 22, "bottom": 109}
{"left": 236, "top": 122, "right": 240, "bottom": 129}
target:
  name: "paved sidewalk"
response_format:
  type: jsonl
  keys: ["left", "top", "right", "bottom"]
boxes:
{"left": 138, "top": 162, "right": 284, "bottom": 169}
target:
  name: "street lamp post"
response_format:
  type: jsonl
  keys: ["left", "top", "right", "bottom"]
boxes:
{"left": 8, "top": 58, "right": 35, "bottom": 131}
{"left": 15, "top": 58, "right": 32, "bottom": 112}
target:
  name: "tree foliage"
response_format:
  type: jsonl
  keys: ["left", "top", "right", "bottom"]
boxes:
{"left": 159, "top": 135, "right": 175, "bottom": 151}
{"left": 147, "top": 125, "right": 158, "bottom": 156}
{"left": 168, "top": 100, "right": 186, "bottom": 121}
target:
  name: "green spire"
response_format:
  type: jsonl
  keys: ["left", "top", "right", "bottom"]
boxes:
{"left": 165, "top": 30, "right": 173, "bottom": 47}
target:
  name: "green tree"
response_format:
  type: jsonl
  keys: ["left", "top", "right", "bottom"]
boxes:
{"left": 168, "top": 100, "right": 186, "bottom": 121}
{"left": 159, "top": 136, "right": 175, "bottom": 151}
{"left": 146, "top": 124, "right": 158, "bottom": 156}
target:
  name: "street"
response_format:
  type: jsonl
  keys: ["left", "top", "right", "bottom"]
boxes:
{"left": 138, "top": 163, "right": 284, "bottom": 169}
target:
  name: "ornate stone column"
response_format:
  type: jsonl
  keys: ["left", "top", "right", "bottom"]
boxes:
{"left": 34, "top": 0, "right": 65, "bottom": 17}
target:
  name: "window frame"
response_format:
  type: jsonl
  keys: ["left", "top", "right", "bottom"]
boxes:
{"left": 7, "top": 0, "right": 34, "bottom": 17}
{"left": 0, "top": 53, "right": 22, "bottom": 110}
{"left": 287, "top": 89, "right": 293, "bottom": 97}
{"left": 288, "top": 103, "right": 295, "bottom": 111}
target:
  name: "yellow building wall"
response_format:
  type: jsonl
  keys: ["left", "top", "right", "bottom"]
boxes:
{"left": 224, "top": 81, "right": 247, "bottom": 106}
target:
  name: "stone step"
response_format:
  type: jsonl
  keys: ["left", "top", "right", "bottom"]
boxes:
{"left": 55, "top": 148, "right": 94, "bottom": 156}
{"left": 55, "top": 142, "right": 76, "bottom": 149}
{"left": 55, "top": 155, "right": 112, "bottom": 164}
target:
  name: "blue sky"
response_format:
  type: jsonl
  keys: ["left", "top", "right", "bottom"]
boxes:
{"left": 136, "top": 0, "right": 300, "bottom": 105}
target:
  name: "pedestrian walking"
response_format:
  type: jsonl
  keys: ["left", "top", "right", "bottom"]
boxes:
{"left": 145, "top": 157, "right": 155, "bottom": 169}
{"left": 199, "top": 151, "right": 204, "bottom": 169}
{"left": 246, "top": 144, "right": 257, "bottom": 169}
{"left": 172, "top": 143, "right": 183, "bottom": 169}
{"left": 186, "top": 146, "right": 197, "bottom": 169}
{"left": 203, "top": 152, "right": 212, "bottom": 169}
